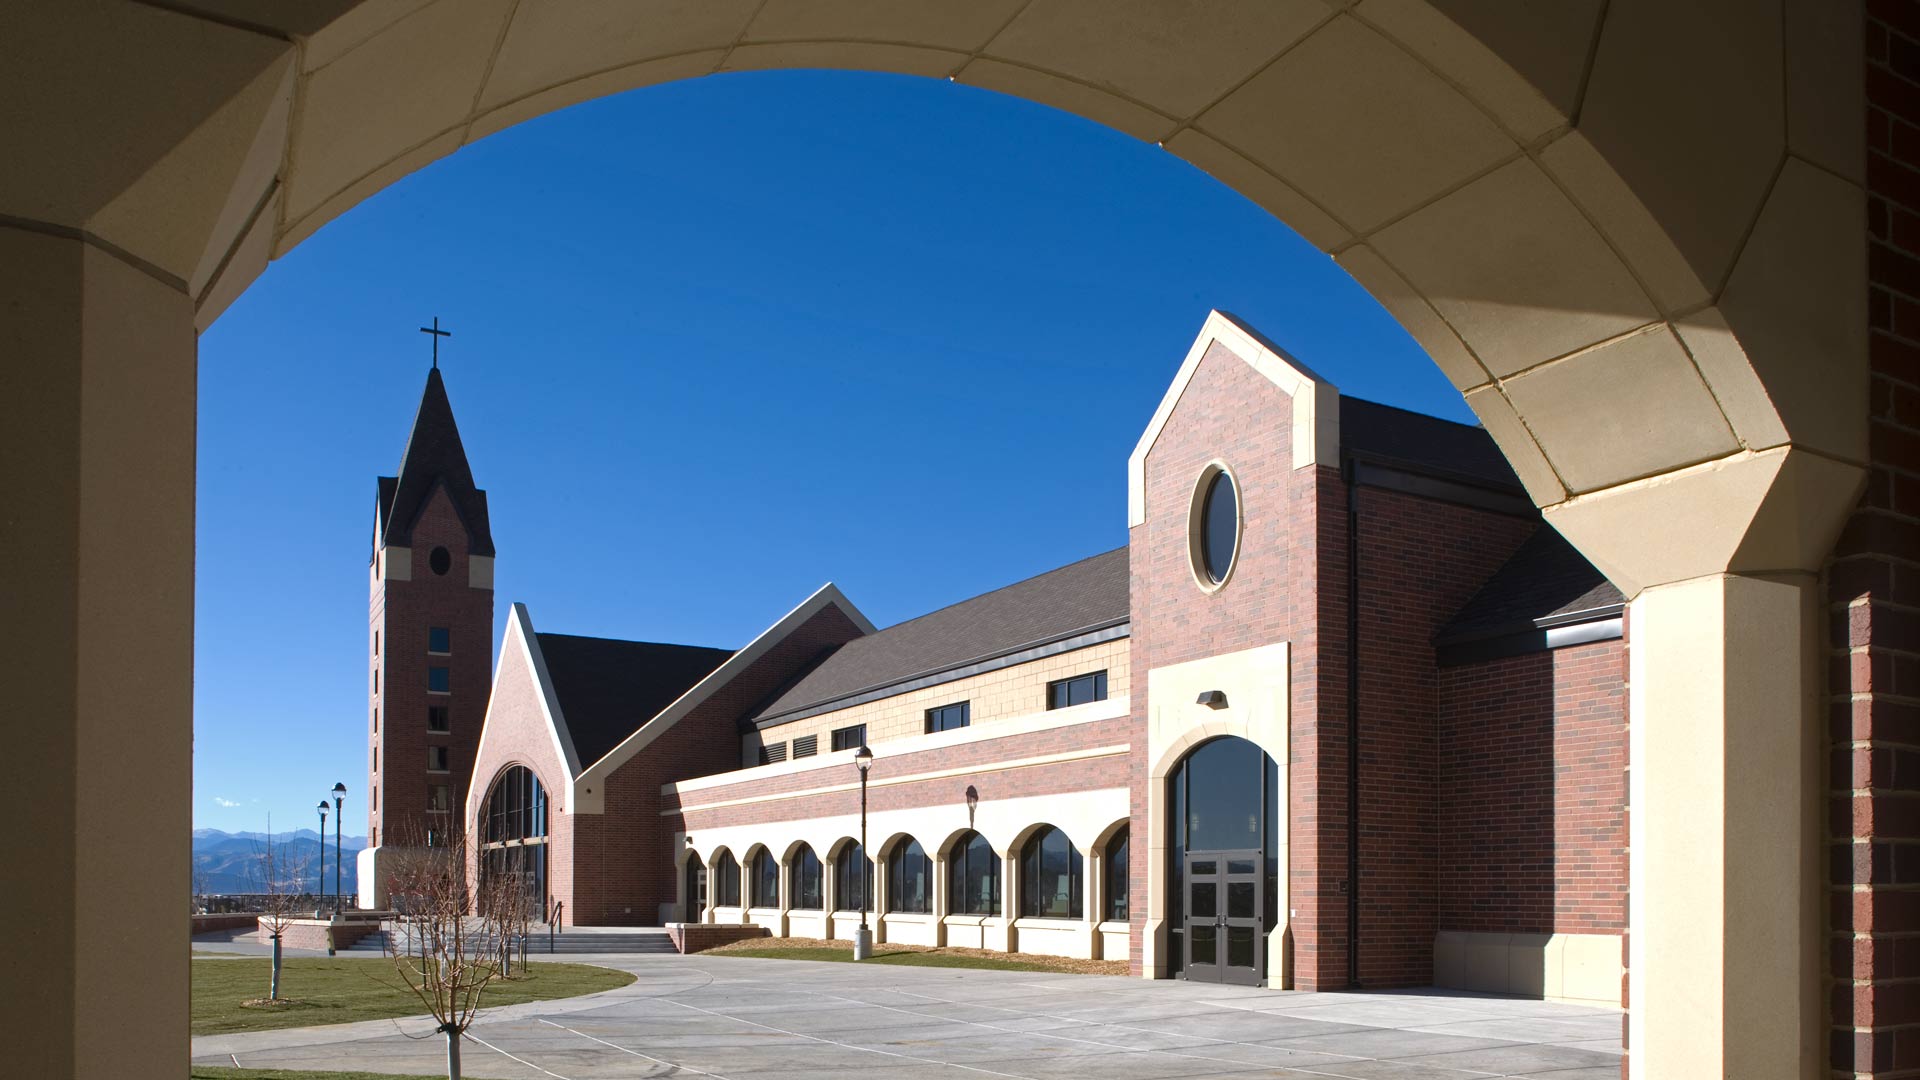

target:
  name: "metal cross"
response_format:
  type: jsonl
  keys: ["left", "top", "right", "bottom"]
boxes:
{"left": 419, "top": 317, "right": 452, "bottom": 369}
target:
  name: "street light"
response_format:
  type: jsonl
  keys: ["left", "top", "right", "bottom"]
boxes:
{"left": 331, "top": 782, "right": 347, "bottom": 910}
{"left": 316, "top": 801, "right": 330, "bottom": 905}
{"left": 853, "top": 744, "right": 873, "bottom": 961}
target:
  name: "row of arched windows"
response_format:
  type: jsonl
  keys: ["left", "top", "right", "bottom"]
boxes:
{"left": 693, "top": 826, "right": 1130, "bottom": 921}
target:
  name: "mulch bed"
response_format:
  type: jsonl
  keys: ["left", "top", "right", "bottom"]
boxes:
{"left": 705, "top": 935, "right": 1128, "bottom": 976}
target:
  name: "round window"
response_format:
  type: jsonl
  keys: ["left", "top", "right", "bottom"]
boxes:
{"left": 429, "top": 546, "right": 451, "bottom": 576}
{"left": 1193, "top": 466, "right": 1239, "bottom": 588}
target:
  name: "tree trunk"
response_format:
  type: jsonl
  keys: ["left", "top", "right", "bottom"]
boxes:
{"left": 270, "top": 934, "right": 282, "bottom": 1000}
{"left": 444, "top": 1025, "right": 461, "bottom": 1080}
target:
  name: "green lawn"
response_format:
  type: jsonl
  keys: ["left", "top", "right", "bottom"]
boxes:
{"left": 714, "top": 945, "right": 1067, "bottom": 972}
{"left": 191, "top": 1070, "right": 445, "bottom": 1080}
{"left": 191, "top": 957, "right": 634, "bottom": 1035}
{"left": 191, "top": 1060, "right": 445, "bottom": 1068}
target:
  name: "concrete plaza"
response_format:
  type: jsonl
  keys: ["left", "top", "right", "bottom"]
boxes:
{"left": 192, "top": 952, "right": 1622, "bottom": 1079}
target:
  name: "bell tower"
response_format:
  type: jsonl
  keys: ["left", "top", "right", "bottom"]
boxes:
{"left": 358, "top": 366, "right": 495, "bottom": 907}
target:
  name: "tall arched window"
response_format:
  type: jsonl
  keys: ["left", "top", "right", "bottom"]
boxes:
{"left": 789, "top": 846, "right": 823, "bottom": 910}
{"left": 835, "top": 841, "right": 873, "bottom": 913}
{"left": 1104, "top": 826, "right": 1130, "bottom": 922}
{"left": 888, "top": 838, "right": 931, "bottom": 914}
{"left": 947, "top": 832, "right": 1000, "bottom": 915}
{"left": 1020, "top": 825, "right": 1083, "bottom": 919}
{"left": 750, "top": 849, "right": 780, "bottom": 909}
{"left": 684, "top": 855, "right": 706, "bottom": 918}
{"left": 480, "top": 765, "right": 549, "bottom": 917}
{"left": 713, "top": 851, "right": 741, "bottom": 908}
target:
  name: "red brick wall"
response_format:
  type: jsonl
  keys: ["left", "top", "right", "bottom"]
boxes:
{"left": 568, "top": 604, "right": 867, "bottom": 926}
{"left": 1835, "top": 9, "right": 1920, "bottom": 1073}
{"left": 1128, "top": 342, "right": 1347, "bottom": 988}
{"left": 370, "top": 486, "right": 493, "bottom": 850}
{"left": 1437, "top": 640, "right": 1627, "bottom": 936}
{"left": 1352, "top": 487, "right": 1535, "bottom": 986}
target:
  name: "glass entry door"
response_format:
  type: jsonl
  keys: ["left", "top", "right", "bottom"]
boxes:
{"left": 1184, "top": 851, "right": 1263, "bottom": 986}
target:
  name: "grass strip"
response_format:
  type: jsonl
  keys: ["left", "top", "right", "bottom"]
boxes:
{"left": 192, "top": 957, "right": 634, "bottom": 1036}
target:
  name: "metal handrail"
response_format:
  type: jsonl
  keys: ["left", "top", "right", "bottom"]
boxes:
{"left": 547, "top": 900, "right": 563, "bottom": 953}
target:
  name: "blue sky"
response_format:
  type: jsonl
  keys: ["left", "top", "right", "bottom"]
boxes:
{"left": 192, "top": 70, "right": 1466, "bottom": 832}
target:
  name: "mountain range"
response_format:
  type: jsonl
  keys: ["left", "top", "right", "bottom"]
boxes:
{"left": 192, "top": 828, "right": 367, "bottom": 895}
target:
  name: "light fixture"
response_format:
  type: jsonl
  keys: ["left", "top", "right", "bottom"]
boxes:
{"left": 1196, "top": 690, "right": 1229, "bottom": 709}
{"left": 854, "top": 744, "right": 873, "bottom": 775}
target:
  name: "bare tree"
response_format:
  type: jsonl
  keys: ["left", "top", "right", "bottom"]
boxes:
{"left": 381, "top": 825, "right": 513, "bottom": 1080}
{"left": 247, "top": 825, "right": 314, "bottom": 1003}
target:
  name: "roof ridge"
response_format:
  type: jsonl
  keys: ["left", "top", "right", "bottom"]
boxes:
{"left": 863, "top": 546, "right": 1127, "bottom": 636}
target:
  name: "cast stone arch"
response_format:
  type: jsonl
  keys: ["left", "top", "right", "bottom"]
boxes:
{"left": 14, "top": 2, "right": 1864, "bottom": 596}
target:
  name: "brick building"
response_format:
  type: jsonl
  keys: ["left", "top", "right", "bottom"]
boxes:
{"left": 406, "top": 311, "right": 1627, "bottom": 1001}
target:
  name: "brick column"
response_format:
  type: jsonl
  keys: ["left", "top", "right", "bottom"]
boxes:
{"left": 1835, "top": 9, "right": 1920, "bottom": 1073}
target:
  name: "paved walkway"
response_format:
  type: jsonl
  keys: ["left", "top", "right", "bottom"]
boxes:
{"left": 193, "top": 953, "right": 1623, "bottom": 1079}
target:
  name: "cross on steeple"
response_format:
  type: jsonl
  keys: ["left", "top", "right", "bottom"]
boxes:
{"left": 419, "top": 316, "right": 452, "bottom": 369}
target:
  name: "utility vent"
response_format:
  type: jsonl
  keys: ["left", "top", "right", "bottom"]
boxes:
{"left": 792, "top": 734, "right": 818, "bottom": 759}
{"left": 759, "top": 742, "right": 788, "bottom": 765}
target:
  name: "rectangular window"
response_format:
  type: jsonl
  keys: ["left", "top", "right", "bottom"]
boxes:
{"left": 428, "top": 626, "right": 451, "bottom": 653}
{"left": 374, "top": 630, "right": 379, "bottom": 655}
{"left": 373, "top": 707, "right": 379, "bottom": 733}
{"left": 792, "top": 734, "right": 818, "bottom": 759}
{"left": 427, "top": 746, "right": 449, "bottom": 772}
{"left": 1047, "top": 670, "right": 1108, "bottom": 710}
{"left": 428, "top": 705, "right": 450, "bottom": 733}
{"left": 830, "top": 724, "right": 866, "bottom": 752}
{"left": 427, "top": 784, "right": 451, "bottom": 813}
{"left": 372, "top": 668, "right": 379, "bottom": 694}
{"left": 372, "top": 747, "right": 378, "bottom": 773}
{"left": 428, "top": 666, "right": 450, "bottom": 693}
{"left": 759, "top": 742, "right": 788, "bottom": 765}
{"left": 924, "top": 701, "right": 970, "bottom": 733}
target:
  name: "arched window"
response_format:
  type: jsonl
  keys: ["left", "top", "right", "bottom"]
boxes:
{"left": 888, "top": 838, "right": 931, "bottom": 914}
{"left": 713, "top": 851, "right": 741, "bottom": 908}
{"left": 789, "top": 846, "right": 823, "bottom": 910}
{"left": 1104, "top": 827, "right": 1130, "bottom": 922}
{"left": 835, "top": 842, "right": 873, "bottom": 913}
{"left": 750, "top": 849, "right": 780, "bottom": 909}
{"left": 479, "top": 765, "right": 550, "bottom": 918}
{"left": 1020, "top": 826, "right": 1083, "bottom": 919}
{"left": 947, "top": 832, "right": 1000, "bottom": 916}
{"left": 684, "top": 856, "right": 706, "bottom": 917}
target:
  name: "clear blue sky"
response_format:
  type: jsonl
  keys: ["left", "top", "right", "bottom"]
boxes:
{"left": 192, "top": 70, "right": 1466, "bottom": 832}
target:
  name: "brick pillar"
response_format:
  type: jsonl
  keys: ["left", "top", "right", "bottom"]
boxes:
{"left": 1833, "top": 9, "right": 1920, "bottom": 1076}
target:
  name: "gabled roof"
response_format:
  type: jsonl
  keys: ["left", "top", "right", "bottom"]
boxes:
{"left": 1340, "top": 397, "right": 1522, "bottom": 492}
{"left": 535, "top": 634, "right": 734, "bottom": 770}
{"left": 1437, "top": 528, "right": 1625, "bottom": 644}
{"left": 748, "top": 547, "right": 1130, "bottom": 725}
{"left": 376, "top": 367, "right": 495, "bottom": 556}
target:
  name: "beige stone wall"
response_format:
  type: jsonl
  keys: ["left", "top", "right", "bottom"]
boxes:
{"left": 742, "top": 638, "right": 1129, "bottom": 767}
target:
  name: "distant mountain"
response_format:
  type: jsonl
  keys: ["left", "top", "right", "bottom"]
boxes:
{"left": 192, "top": 828, "right": 366, "bottom": 895}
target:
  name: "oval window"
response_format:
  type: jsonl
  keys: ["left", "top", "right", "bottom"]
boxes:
{"left": 429, "top": 546, "right": 451, "bottom": 575}
{"left": 1198, "top": 470, "right": 1238, "bottom": 585}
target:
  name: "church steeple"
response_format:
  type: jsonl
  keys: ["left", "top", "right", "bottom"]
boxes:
{"left": 376, "top": 367, "right": 494, "bottom": 557}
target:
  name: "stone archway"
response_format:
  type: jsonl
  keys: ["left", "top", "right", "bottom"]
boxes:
{"left": 1, "top": 5, "right": 1868, "bottom": 1079}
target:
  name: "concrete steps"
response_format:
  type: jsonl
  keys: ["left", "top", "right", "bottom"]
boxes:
{"left": 344, "top": 928, "right": 678, "bottom": 955}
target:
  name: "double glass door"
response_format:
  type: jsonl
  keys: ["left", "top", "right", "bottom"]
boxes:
{"left": 1184, "top": 850, "right": 1263, "bottom": 986}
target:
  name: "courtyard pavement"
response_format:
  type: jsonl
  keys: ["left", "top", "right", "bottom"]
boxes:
{"left": 191, "top": 951, "right": 1623, "bottom": 1079}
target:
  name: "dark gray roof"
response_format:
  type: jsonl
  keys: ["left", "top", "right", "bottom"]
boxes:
{"left": 377, "top": 367, "right": 495, "bottom": 557}
{"left": 536, "top": 633, "right": 733, "bottom": 770}
{"left": 749, "top": 547, "right": 1130, "bottom": 724}
{"left": 1437, "top": 528, "right": 1625, "bottom": 643}
{"left": 1341, "top": 396, "right": 1522, "bottom": 492}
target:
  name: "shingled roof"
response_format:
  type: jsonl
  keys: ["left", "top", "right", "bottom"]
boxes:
{"left": 1437, "top": 528, "right": 1625, "bottom": 644}
{"left": 749, "top": 547, "right": 1130, "bottom": 725}
{"left": 376, "top": 367, "right": 495, "bottom": 557}
{"left": 535, "top": 634, "right": 734, "bottom": 770}
{"left": 1340, "top": 396, "right": 1522, "bottom": 492}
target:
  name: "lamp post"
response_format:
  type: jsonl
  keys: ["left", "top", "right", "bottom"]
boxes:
{"left": 331, "top": 782, "right": 347, "bottom": 910}
{"left": 853, "top": 744, "right": 873, "bottom": 960}
{"left": 316, "top": 801, "right": 330, "bottom": 908}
